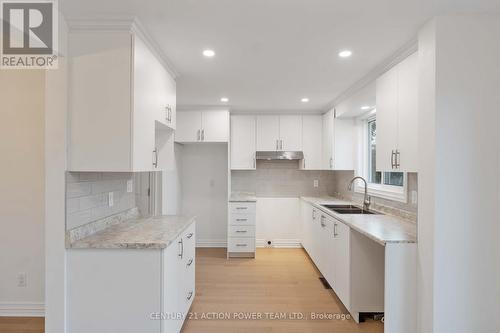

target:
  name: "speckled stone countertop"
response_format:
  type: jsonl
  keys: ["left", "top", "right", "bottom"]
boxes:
{"left": 229, "top": 192, "right": 257, "bottom": 202}
{"left": 67, "top": 215, "right": 196, "bottom": 249}
{"left": 301, "top": 196, "right": 416, "bottom": 246}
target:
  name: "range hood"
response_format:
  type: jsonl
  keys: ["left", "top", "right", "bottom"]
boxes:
{"left": 255, "top": 151, "right": 304, "bottom": 160}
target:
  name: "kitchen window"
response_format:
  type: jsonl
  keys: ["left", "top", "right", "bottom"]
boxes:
{"left": 355, "top": 114, "right": 407, "bottom": 202}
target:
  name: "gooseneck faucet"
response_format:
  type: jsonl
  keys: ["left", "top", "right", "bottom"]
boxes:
{"left": 348, "top": 176, "right": 371, "bottom": 211}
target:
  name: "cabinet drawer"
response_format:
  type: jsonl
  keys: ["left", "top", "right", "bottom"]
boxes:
{"left": 229, "top": 202, "right": 256, "bottom": 214}
{"left": 228, "top": 225, "right": 256, "bottom": 238}
{"left": 229, "top": 214, "right": 255, "bottom": 226}
{"left": 228, "top": 238, "right": 256, "bottom": 253}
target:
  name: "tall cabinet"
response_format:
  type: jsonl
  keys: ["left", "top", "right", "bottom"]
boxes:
{"left": 376, "top": 52, "right": 418, "bottom": 172}
{"left": 68, "top": 21, "right": 176, "bottom": 172}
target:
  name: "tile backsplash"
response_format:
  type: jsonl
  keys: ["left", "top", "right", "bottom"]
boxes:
{"left": 66, "top": 172, "right": 136, "bottom": 230}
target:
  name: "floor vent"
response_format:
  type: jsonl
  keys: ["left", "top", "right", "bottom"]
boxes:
{"left": 319, "top": 277, "right": 332, "bottom": 289}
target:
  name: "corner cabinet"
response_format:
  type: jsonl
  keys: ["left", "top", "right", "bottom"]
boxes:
{"left": 175, "top": 110, "right": 229, "bottom": 143}
{"left": 68, "top": 22, "right": 176, "bottom": 172}
{"left": 376, "top": 52, "right": 418, "bottom": 172}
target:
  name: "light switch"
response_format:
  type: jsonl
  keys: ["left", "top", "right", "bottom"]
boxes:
{"left": 411, "top": 190, "right": 418, "bottom": 205}
{"left": 313, "top": 180, "right": 319, "bottom": 188}
{"left": 108, "top": 192, "right": 114, "bottom": 207}
{"left": 127, "top": 180, "right": 133, "bottom": 193}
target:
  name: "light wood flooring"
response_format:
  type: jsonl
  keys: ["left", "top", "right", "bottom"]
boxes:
{"left": 0, "top": 248, "right": 383, "bottom": 333}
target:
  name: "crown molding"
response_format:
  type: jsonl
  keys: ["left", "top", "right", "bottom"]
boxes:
{"left": 326, "top": 37, "right": 418, "bottom": 111}
{"left": 66, "top": 17, "right": 179, "bottom": 79}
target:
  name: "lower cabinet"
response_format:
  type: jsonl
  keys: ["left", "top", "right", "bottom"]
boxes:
{"left": 67, "top": 221, "right": 196, "bottom": 333}
{"left": 300, "top": 201, "right": 383, "bottom": 322}
{"left": 227, "top": 202, "right": 256, "bottom": 257}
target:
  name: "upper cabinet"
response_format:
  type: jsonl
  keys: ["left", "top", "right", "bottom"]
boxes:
{"left": 300, "top": 115, "right": 323, "bottom": 170}
{"left": 376, "top": 52, "right": 418, "bottom": 172}
{"left": 256, "top": 115, "right": 302, "bottom": 151}
{"left": 175, "top": 110, "right": 229, "bottom": 143}
{"left": 68, "top": 22, "right": 176, "bottom": 172}
{"left": 230, "top": 115, "right": 256, "bottom": 170}
{"left": 322, "top": 109, "right": 355, "bottom": 170}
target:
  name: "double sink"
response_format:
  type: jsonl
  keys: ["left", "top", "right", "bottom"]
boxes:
{"left": 321, "top": 204, "right": 380, "bottom": 215}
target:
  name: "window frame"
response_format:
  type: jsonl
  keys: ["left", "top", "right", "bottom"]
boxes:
{"left": 354, "top": 111, "right": 408, "bottom": 203}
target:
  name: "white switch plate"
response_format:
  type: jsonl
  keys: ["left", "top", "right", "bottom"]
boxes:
{"left": 411, "top": 190, "right": 418, "bottom": 204}
{"left": 17, "top": 272, "right": 26, "bottom": 287}
{"left": 108, "top": 192, "right": 114, "bottom": 207}
{"left": 126, "top": 180, "right": 133, "bottom": 193}
{"left": 313, "top": 180, "right": 319, "bottom": 188}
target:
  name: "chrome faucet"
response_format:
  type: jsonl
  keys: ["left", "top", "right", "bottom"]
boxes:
{"left": 348, "top": 176, "right": 371, "bottom": 211}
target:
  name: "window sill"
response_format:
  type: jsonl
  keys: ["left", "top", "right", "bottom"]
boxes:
{"left": 354, "top": 183, "right": 407, "bottom": 203}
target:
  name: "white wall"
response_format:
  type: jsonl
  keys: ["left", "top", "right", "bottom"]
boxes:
{"left": 418, "top": 15, "right": 500, "bottom": 333}
{"left": 0, "top": 70, "right": 45, "bottom": 315}
{"left": 179, "top": 144, "right": 228, "bottom": 246}
{"left": 255, "top": 198, "right": 301, "bottom": 248}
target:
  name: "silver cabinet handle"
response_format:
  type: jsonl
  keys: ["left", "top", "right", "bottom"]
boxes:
{"left": 187, "top": 258, "right": 194, "bottom": 266}
{"left": 334, "top": 223, "right": 338, "bottom": 237}
{"left": 311, "top": 209, "right": 315, "bottom": 220}
{"left": 187, "top": 291, "right": 193, "bottom": 300}
{"left": 391, "top": 150, "right": 395, "bottom": 169}
{"left": 236, "top": 243, "right": 247, "bottom": 247}
{"left": 152, "top": 148, "right": 158, "bottom": 168}
{"left": 178, "top": 238, "right": 184, "bottom": 258}
{"left": 197, "top": 129, "right": 201, "bottom": 141}
{"left": 201, "top": 129, "right": 205, "bottom": 141}
{"left": 236, "top": 218, "right": 247, "bottom": 222}
{"left": 395, "top": 150, "right": 400, "bottom": 169}
{"left": 276, "top": 139, "right": 279, "bottom": 151}
{"left": 236, "top": 207, "right": 247, "bottom": 210}
{"left": 303, "top": 159, "right": 305, "bottom": 169}
{"left": 279, "top": 139, "right": 283, "bottom": 150}
{"left": 329, "top": 157, "right": 333, "bottom": 169}
{"left": 186, "top": 232, "right": 194, "bottom": 239}
{"left": 235, "top": 230, "right": 248, "bottom": 233}
{"left": 320, "top": 215, "right": 326, "bottom": 227}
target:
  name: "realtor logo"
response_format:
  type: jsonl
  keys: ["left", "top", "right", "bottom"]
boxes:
{"left": 1, "top": 0, "right": 58, "bottom": 68}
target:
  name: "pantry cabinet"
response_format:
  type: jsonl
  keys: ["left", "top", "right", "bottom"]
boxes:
{"left": 376, "top": 52, "right": 418, "bottom": 172}
{"left": 230, "top": 115, "right": 256, "bottom": 169}
{"left": 175, "top": 110, "right": 229, "bottom": 143}
{"left": 68, "top": 26, "right": 176, "bottom": 172}
{"left": 256, "top": 115, "right": 302, "bottom": 151}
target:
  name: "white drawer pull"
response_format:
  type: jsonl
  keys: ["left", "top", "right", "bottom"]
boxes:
{"left": 187, "top": 258, "right": 194, "bottom": 267}
{"left": 236, "top": 243, "right": 247, "bottom": 247}
{"left": 186, "top": 232, "right": 194, "bottom": 239}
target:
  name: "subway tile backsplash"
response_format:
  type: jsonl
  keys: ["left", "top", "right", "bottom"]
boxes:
{"left": 66, "top": 172, "right": 136, "bottom": 230}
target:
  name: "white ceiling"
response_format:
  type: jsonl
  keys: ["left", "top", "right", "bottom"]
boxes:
{"left": 61, "top": 0, "right": 500, "bottom": 112}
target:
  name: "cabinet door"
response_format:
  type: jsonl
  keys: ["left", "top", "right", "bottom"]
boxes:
{"left": 231, "top": 115, "right": 256, "bottom": 169}
{"left": 132, "top": 34, "right": 157, "bottom": 171}
{"left": 256, "top": 115, "right": 280, "bottom": 151}
{"left": 162, "top": 235, "right": 183, "bottom": 333}
{"left": 397, "top": 52, "right": 418, "bottom": 172}
{"left": 300, "top": 202, "right": 313, "bottom": 253}
{"left": 333, "top": 117, "right": 355, "bottom": 170}
{"left": 301, "top": 115, "right": 323, "bottom": 170}
{"left": 322, "top": 110, "right": 334, "bottom": 169}
{"left": 334, "top": 221, "right": 350, "bottom": 309}
{"left": 376, "top": 66, "right": 398, "bottom": 171}
{"left": 175, "top": 111, "right": 202, "bottom": 142}
{"left": 279, "top": 115, "right": 302, "bottom": 151}
{"left": 202, "top": 110, "right": 229, "bottom": 142}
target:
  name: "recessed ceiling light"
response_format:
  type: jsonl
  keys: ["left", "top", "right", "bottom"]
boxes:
{"left": 338, "top": 50, "right": 352, "bottom": 58}
{"left": 220, "top": 97, "right": 229, "bottom": 102}
{"left": 361, "top": 105, "right": 372, "bottom": 110}
{"left": 203, "top": 49, "right": 215, "bottom": 57}
{"left": 301, "top": 98, "right": 309, "bottom": 103}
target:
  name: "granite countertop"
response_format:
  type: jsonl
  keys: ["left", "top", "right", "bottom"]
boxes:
{"left": 229, "top": 192, "right": 257, "bottom": 202}
{"left": 68, "top": 215, "right": 196, "bottom": 249}
{"left": 301, "top": 196, "right": 416, "bottom": 246}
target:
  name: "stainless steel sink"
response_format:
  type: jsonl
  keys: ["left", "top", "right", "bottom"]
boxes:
{"left": 321, "top": 204, "right": 380, "bottom": 215}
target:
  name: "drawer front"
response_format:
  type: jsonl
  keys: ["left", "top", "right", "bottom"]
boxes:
{"left": 228, "top": 238, "right": 256, "bottom": 253}
{"left": 229, "top": 202, "right": 256, "bottom": 215}
{"left": 229, "top": 214, "right": 255, "bottom": 226}
{"left": 228, "top": 225, "right": 256, "bottom": 238}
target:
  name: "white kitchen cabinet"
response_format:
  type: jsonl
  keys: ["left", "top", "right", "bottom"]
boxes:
{"left": 332, "top": 219, "right": 350, "bottom": 308}
{"left": 175, "top": 110, "right": 229, "bottom": 143}
{"left": 67, "top": 221, "right": 196, "bottom": 333}
{"left": 300, "top": 115, "right": 323, "bottom": 170}
{"left": 227, "top": 202, "right": 256, "bottom": 258}
{"left": 68, "top": 26, "right": 175, "bottom": 172}
{"left": 231, "top": 115, "right": 256, "bottom": 170}
{"left": 376, "top": 52, "right": 418, "bottom": 172}
{"left": 256, "top": 115, "right": 302, "bottom": 151}
{"left": 322, "top": 109, "right": 355, "bottom": 170}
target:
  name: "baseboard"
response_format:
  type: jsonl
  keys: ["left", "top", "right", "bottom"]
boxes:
{"left": 0, "top": 302, "right": 45, "bottom": 317}
{"left": 196, "top": 239, "right": 227, "bottom": 248}
{"left": 256, "top": 238, "right": 302, "bottom": 248}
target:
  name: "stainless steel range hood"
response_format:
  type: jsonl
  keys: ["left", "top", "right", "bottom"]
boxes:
{"left": 255, "top": 151, "right": 304, "bottom": 160}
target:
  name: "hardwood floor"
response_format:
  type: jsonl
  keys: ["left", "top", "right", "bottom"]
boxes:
{"left": 0, "top": 248, "right": 383, "bottom": 333}
{"left": 0, "top": 317, "right": 44, "bottom": 333}
{"left": 182, "top": 248, "right": 383, "bottom": 333}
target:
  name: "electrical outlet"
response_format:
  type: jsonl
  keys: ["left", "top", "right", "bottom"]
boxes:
{"left": 313, "top": 179, "right": 319, "bottom": 188}
{"left": 411, "top": 190, "right": 418, "bottom": 205}
{"left": 108, "top": 192, "right": 114, "bottom": 207}
{"left": 126, "top": 180, "right": 133, "bottom": 193}
{"left": 17, "top": 272, "right": 26, "bottom": 287}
